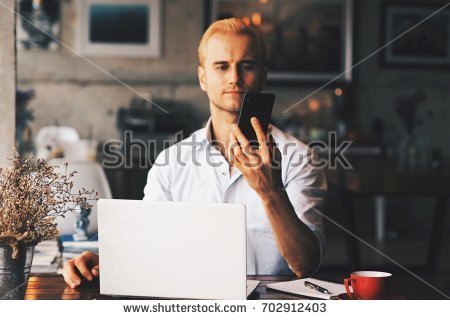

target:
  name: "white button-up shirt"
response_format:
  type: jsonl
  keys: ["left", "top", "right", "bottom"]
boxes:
{"left": 143, "top": 119, "right": 327, "bottom": 275}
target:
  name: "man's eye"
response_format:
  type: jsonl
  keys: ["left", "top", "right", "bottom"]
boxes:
{"left": 217, "top": 65, "right": 228, "bottom": 70}
{"left": 241, "top": 64, "right": 255, "bottom": 71}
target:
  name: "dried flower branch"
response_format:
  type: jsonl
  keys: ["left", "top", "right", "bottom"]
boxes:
{"left": 0, "top": 151, "right": 98, "bottom": 258}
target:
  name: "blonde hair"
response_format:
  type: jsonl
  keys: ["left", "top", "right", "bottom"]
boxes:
{"left": 198, "top": 18, "right": 266, "bottom": 66}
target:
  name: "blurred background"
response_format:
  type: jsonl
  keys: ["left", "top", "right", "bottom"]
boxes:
{"left": 3, "top": 0, "right": 450, "bottom": 293}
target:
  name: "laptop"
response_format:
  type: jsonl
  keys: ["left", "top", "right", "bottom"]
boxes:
{"left": 97, "top": 199, "right": 247, "bottom": 299}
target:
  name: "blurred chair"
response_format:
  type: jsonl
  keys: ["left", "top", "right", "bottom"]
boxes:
{"left": 61, "top": 139, "right": 98, "bottom": 161}
{"left": 35, "top": 126, "right": 80, "bottom": 160}
{"left": 48, "top": 159, "right": 112, "bottom": 236}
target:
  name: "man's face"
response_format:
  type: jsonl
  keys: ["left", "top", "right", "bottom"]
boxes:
{"left": 198, "top": 32, "right": 267, "bottom": 114}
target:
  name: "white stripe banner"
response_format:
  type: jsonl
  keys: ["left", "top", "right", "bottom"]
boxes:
{"left": 0, "top": 300, "right": 448, "bottom": 320}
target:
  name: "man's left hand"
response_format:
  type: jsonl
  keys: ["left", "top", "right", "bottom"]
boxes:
{"left": 230, "top": 117, "right": 283, "bottom": 198}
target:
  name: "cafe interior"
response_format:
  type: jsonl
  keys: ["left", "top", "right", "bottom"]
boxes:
{"left": 1, "top": 0, "right": 449, "bottom": 299}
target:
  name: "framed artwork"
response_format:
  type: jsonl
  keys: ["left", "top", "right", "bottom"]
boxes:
{"left": 207, "top": 0, "right": 353, "bottom": 82}
{"left": 16, "top": 0, "right": 61, "bottom": 51}
{"left": 76, "top": 0, "right": 161, "bottom": 57}
{"left": 381, "top": 3, "right": 450, "bottom": 67}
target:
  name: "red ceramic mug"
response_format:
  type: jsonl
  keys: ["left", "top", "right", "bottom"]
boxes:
{"left": 344, "top": 271, "right": 392, "bottom": 300}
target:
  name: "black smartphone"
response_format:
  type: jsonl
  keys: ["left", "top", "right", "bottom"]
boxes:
{"left": 237, "top": 92, "right": 275, "bottom": 147}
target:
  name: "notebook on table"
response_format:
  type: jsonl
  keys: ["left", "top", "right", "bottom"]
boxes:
{"left": 267, "top": 278, "right": 346, "bottom": 299}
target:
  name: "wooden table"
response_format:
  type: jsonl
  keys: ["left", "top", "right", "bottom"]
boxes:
{"left": 25, "top": 273, "right": 447, "bottom": 300}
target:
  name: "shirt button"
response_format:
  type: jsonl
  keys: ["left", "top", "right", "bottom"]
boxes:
{"left": 222, "top": 172, "right": 226, "bottom": 175}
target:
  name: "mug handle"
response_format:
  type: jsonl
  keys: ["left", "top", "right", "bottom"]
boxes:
{"left": 344, "top": 278, "right": 358, "bottom": 300}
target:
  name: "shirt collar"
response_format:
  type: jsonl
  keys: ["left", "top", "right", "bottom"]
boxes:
{"left": 193, "top": 117, "right": 213, "bottom": 149}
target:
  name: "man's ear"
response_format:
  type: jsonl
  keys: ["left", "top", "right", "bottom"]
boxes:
{"left": 198, "top": 65, "right": 207, "bottom": 92}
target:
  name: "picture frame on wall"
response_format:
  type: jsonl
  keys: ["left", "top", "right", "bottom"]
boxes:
{"left": 76, "top": 0, "right": 161, "bottom": 58}
{"left": 381, "top": 3, "right": 450, "bottom": 67}
{"left": 16, "top": 0, "right": 61, "bottom": 51}
{"left": 206, "top": 0, "right": 353, "bottom": 82}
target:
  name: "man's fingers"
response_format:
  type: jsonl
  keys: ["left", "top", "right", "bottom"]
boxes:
{"left": 62, "top": 252, "right": 100, "bottom": 289}
{"left": 229, "top": 147, "right": 244, "bottom": 172}
{"left": 231, "top": 124, "right": 252, "bottom": 150}
{"left": 232, "top": 124, "right": 259, "bottom": 157}
{"left": 230, "top": 131, "right": 247, "bottom": 164}
{"left": 250, "top": 117, "right": 267, "bottom": 148}
{"left": 62, "top": 261, "right": 81, "bottom": 289}
{"left": 91, "top": 265, "right": 100, "bottom": 277}
{"left": 74, "top": 257, "right": 94, "bottom": 281}
{"left": 268, "top": 128, "right": 275, "bottom": 148}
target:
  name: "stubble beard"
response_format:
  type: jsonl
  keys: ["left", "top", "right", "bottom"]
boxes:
{"left": 210, "top": 97, "right": 242, "bottom": 117}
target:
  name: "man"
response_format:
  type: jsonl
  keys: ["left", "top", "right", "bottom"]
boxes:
{"left": 63, "top": 18, "right": 326, "bottom": 289}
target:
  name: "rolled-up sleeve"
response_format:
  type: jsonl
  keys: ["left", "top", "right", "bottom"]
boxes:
{"left": 284, "top": 149, "right": 327, "bottom": 270}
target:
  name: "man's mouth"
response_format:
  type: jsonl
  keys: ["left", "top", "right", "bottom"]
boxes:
{"left": 224, "top": 91, "right": 245, "bottom": 94}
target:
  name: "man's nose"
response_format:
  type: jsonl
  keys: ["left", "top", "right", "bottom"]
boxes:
{"left": 228, "top": 66, "right": 242, "bottom": 85}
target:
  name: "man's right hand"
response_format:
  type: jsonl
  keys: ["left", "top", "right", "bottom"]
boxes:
{"left": 62, "top": 251, "right": 99, "bottom": 288}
